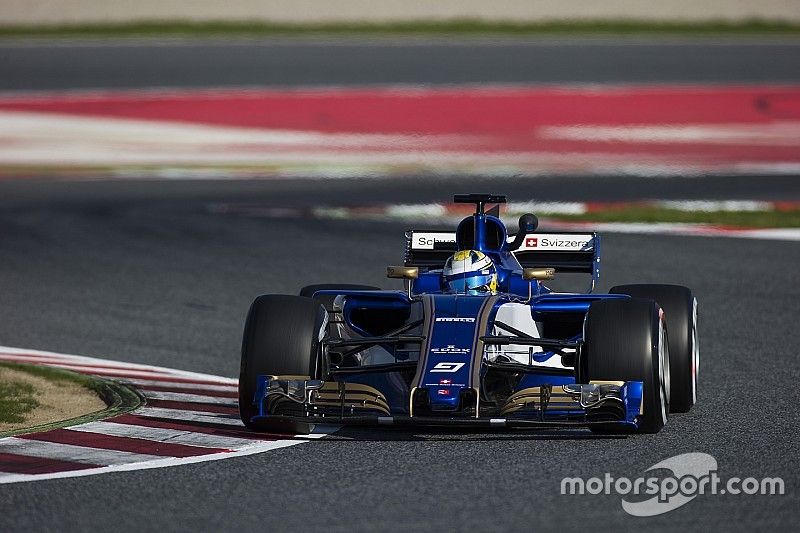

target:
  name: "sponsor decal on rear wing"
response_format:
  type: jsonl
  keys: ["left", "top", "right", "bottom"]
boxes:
{"left": 408, "top": 231, "right": 594, "bottom": 252}
{"left": 514, "top": 234, "right": 594, "bottom": 252}
{"left": 405, "top": 230, "right": 600, "bottom": 277}
{"left": 410, "top": 231, "right": 457, "bottom": 250}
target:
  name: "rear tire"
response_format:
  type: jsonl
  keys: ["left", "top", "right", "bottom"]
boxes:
{"left": 610, "top": 284, "right": 697, "bottom": 413}
{"left": 581, "top": 298, "right": 669, "bottom": 434}
{"left": 238, "top": 295, "right": 327, "bottom": 433}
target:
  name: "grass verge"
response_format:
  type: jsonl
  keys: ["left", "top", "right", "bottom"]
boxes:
{"left": 0, "top": 362, "right": 142, "bottom": 438}
{"left": 0, "top": 19, "right": 799, "bottom": 39}
{"left": 0, "top": 377, "right": 38, "bottom": 424}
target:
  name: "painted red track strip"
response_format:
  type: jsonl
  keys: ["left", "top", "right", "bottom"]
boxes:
{"left": 1, "top": 85, "right": 798, "bottom": 133}
{"left": 0, "top": 452, "right": 98, "bottom": 474}
{"left": 108, "top": 414, "right": 280, "bottom": 441}
{"left": 137, "top": 385, "right": 238, "bottom": 398}
{"left": 1, "top": 85, "right": 798, "bottom": 168}
{"left": 20, "top": 429, "right": 231, "bottom": 457}
{"left": 145, "top": 399, "right": 239, "bottom": 415}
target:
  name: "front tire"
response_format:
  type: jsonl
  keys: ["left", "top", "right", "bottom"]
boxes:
{"left": 581, "top": 298, "right": 669, "bottom": 434}
{"left": 610, "top": 284, "right": 697, "bottom": 413}
{"left": 238, "top": 295, "right": 327, "bottom": 433}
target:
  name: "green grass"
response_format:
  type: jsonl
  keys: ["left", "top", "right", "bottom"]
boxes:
{"left": 0, "top": 379, "right": 38, "bottom": 423}
{"left": 0, "top": 362, "right": 99, "bottom": 423}
{"left": 0, "top": 19, "right": 799, "bottom": 39}
{"left": 0, "top": 362, "right": 143, "bottom": 438}
{"left": 546, "top": 208, "right": 800, "bottom": 228}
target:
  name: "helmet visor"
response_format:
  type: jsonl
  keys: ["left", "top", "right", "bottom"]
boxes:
{"left": 445, "top": 272, "right": 494, "bottom": 294}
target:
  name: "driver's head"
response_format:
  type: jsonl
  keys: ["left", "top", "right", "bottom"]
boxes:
{"left": 442, "top": 250, "right": 498, "bottom": 295}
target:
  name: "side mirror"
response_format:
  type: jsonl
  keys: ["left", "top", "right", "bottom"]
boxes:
{"left": 518, "top": 213, "right": 539, "bottom": 233}
{"left": 387, "top": 266, "right": 419, "bottom": 279}
{"left": 508, "top": 213, "right": 539, "bottom": 251}
{"left": 523, "top": 267, "right": 555, "bottom": 281}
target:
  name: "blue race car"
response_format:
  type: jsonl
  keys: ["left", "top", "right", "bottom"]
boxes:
{"left": 239, "top": 194, "right": 698, "bottom": 434}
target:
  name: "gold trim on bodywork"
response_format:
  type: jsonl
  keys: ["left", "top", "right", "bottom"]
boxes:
{"left": 387, "top": 266, "right": 419, "bottom": 279}
{"left": 522, "top": 267, "right": 555, "bottom": 281}
{"left": 311, "top": 382, "right": 391, "bottom": 415}
{"left": 500, "top": 386, "right": 581, "bottom": 415}
{"left": 506, "top": 387, "right": 578, "bottom": 403}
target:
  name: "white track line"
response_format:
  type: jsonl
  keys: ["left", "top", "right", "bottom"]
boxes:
{"left": 0, "top": 438, "right": 164, "bottom": 466}
{"left": 69, "top": 422, "right": 255, "bottom": 449}
{"left": 2, "top": 110, "right": 798, "bottom": 177}
{"left": 0, "top": 357, "right": 177, "bottom": 376}
{"left": 545, "top": 221, "right": 800, "bottom": 241}
{"left": 120, "top": 379, "right": 237, "bottom": 392}
{"left": 215, "top": 203, "right": 800, "bottom": 242}
{"left": 132, "top": 407, "right": 244, "bottom": 426}
{"left": 0, "top": 362, "right": 201, "bottom": 381}
{"left": 139, "top": 391, "right": 238, "bottom": 406}
{"left": 0, "top": 439, "right": 311, "bottom": 484}
{"left": 0, "top": 346, "right": 238, "bottom": 384}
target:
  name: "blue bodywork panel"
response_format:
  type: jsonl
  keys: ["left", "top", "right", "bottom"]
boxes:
{"left": 249, "top": 196, "right": 648, "bottom": 431}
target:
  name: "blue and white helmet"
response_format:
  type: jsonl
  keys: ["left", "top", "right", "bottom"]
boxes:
{"left": 442, "top": 250, "right": 499, "bottom": 295}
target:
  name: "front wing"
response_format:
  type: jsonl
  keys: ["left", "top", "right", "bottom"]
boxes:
{"left": 249, "top": 376, "right": 644, "bottom": 431}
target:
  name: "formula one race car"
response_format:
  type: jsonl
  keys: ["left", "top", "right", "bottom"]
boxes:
{"left": 239, "top": 194, "right": 698, "bottom": 434}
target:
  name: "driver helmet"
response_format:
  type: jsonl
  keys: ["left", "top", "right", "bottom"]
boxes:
{"left": 442, "top": 250, "right": 498, "bottom": 295}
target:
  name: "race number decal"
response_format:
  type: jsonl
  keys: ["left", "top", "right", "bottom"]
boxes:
{"left": 430, "top": 362, "right": 466, "bottom": 373}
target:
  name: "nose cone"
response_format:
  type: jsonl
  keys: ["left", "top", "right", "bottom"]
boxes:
{"left": 421, "top": 295, "right": 488, "bottom": 412}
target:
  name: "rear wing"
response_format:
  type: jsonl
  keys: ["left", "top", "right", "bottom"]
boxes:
{"left": 405, "top": 230, "right": 601, "bottom": 286}
{"left": 513, "top": 233, "right": 599, "bottom": 275}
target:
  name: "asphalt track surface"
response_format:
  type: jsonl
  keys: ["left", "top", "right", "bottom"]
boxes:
{"left": 1, "top": 38, "right": 800, "bottom": 91}
{"left": 0, "top": 39, "right": 798, "bottom": 530}
{"left": 0, "top": 178, "right": 798, "bottom": 531}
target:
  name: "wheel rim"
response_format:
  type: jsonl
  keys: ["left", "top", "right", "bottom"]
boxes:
{"left": 657, "top": 318, "right": 669, "bottom": 425}
{"left": 312, "top": 309, "right": 329, "bottom": 379}
{"left": 691, "top": 298, "right": 699, "bottom": 403}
